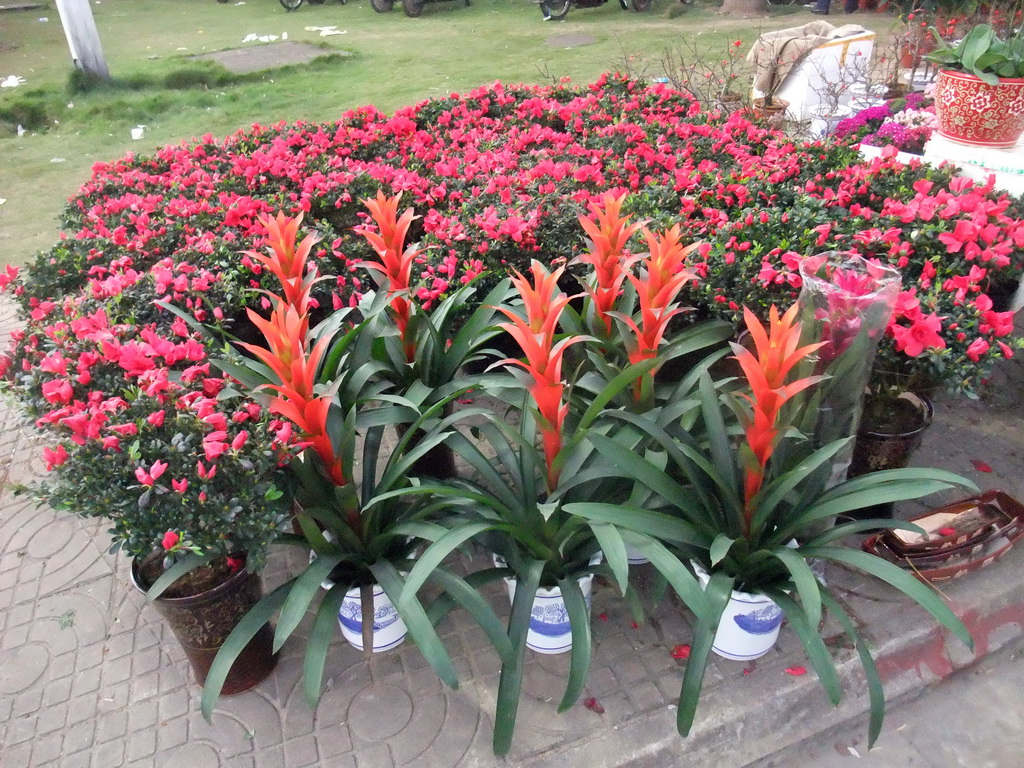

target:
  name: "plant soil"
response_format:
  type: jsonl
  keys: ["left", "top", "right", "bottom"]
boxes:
{"left": 860, "top": 395, "right": 927, "bottom": 435}
{"left": 136, "top": 552, "right": 241, "bottom": 598}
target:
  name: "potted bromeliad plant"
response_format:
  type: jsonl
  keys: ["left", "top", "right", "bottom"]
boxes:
{"left": 566, "top": 302, "right": 977, "bottom": 748}
{"left": 926, "top": 22, "right": 1024, "bottom": 146}
{"left": 439, "top": 260, "right": 661, "bottom": 756}
{"left": 439, "top": 209, "right": 731, "bottom": 754}
{"left": 199, "top": 211, "right": 513, "bottom": 718}
{"left": 353, "top": 191, "right": 514, "bottom": 478}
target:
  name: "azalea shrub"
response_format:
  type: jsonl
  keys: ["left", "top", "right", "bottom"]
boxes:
{"left": 2, "top": 74, "right": 1024, "bottom": 559}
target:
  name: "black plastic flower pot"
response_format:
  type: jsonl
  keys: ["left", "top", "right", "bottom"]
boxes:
{"left": 131, "top": 557, "right": 277, "bottom": 695}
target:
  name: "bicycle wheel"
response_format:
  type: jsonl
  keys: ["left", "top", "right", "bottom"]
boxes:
{"left": 279, "top": 0, "right": 303, "bottom": 10}
{"left": 371, "top": 0, "right": 395, "bottom": 10}
{"left": 632, "top": 0, "right": 651, "bottom": 10}
{"left": 403, "top": 0, "right": 424, "bottom": 15}
{"left": 542, "top": 0, "right": 571, "bottom": 20}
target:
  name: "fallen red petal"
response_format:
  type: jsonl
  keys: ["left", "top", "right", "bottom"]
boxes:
{"left": 971, "top": 459, "right": 993, "bottom": 473}
{"left": 583, "top": 697, "right": 605, "bottom": 714}
{"left": 631, "top": 621, "right": 639, "bottom": 629}
{"left": 938, "top": 526, "right": 957, "bottom": 536}
{"left": 671, "top": 644, "right": 691, "bottom": 660}
{"left": 785, "top": 666, "right": 807, "bottom": 676}
{"left": 599, "top": 613, "right": 608, "bottom": 622}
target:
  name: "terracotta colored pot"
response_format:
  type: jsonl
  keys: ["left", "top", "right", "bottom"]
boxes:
{"left": 751, "top": 97, "right": 789, "bottom": 129}
{"left": 131, "top": 558, "right": 277, "bottom": 694}
{"left": 935, "top": 68, "right": 1024, "bottom": 148}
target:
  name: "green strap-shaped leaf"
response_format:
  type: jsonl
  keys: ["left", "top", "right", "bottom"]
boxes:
{"left": 424, "top": 567, "right": 509, "bottom": 626}
{"left": 749, "top": 439, "right": 850, "bottom": 537}
{"left": 372, "top": 560, "right": 460, "bottom": 690}
{"left": 590, "top": 522, "right": 629, "bottom": 595}
{"left": 427, "top": 566, "right": 514, "bottom": 663}
{"left": 201, "top": 579, "right": 295, "bottom": 721}
{"left": 698, "top": 372, "right": 739, "bottom": 511}
{"left": 771, "top": 545, "right": 822, "bottom": 630}
{"left": 493, "top": 559, "right": 544, "bottom": 756}
{"left": 566, "top": 501, "right": 707, "bottom": 548}
{"left": 575, "top": 357, "right": 660, "bottom": 432}
{"left": 401, "top": 522, "right": 492, "bottom": 598}
{"left": 768, "top": 589, "right": 841, "bottom": 705}
{"left": 821, "top": 590, "right": 886, "bottom": 747}
{"left": 145, "top": 553, "right": 207, "bottom": 601}
{"left": 619, "top": 530, "right": 714, "bottom": 625}
{"left": 585, "top": 433, "right": 713, "bottom": 529}
{"left": 275, "top": 554, "right": 341, "bottom": 653}
{"left": 677, "top": 569, "right": 733, "bottom": 736}
{"left": 709, "top": 533, "right": 734, "bottom": 567}
{"left": 803, "top": 546, "right": 974, "bottom": 651}
{"left": 804, "top": 518, "right": 925, "bottom": 547}
{"left": 303, "top": 582, "right": 349, "bottom": 707}
{"left": 556, "top": 575, "right": 593, "bottom": 713}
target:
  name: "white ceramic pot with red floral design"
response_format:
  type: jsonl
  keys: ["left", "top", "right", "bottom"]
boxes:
{"left": 935, "top": 68, "right": 1024, "bottom": 148}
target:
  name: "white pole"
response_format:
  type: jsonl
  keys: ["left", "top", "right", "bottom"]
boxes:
{"left": 54, "top": 0, "right": 110, "bottom": 80}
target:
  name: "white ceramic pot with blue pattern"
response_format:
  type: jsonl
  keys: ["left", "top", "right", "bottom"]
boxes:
{"left": 310, "top": 534, "right": 410, "bottom": 652}
{"left": 494, "top": 552, "right": 602, "bottom": 655}
{"left": 337, "top": 584, "right": 408, "bottom": 652}
{"left": 693, "top": 563, "right": 783, "bottom": 661}
{"left": 625, "top": 544, "right": 649, "bottom": 566}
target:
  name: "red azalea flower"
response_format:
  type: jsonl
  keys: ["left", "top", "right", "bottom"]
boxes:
{"left": 162, "top": 530, "right": 180, "bottom": 551}
{"left": 889, "top": 313, "right": 945, "bottom": 357}
{"left": 42, "top": 444, "right": 69, "bottom": 471}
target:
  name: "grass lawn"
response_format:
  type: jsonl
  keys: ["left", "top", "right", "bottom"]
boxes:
{"left": 0, "top": 0, "right": 900, "bottom": 266}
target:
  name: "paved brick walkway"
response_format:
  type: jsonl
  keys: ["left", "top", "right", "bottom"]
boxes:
{"left": 1, "top": 297, "right": 1023, "bottom": 767}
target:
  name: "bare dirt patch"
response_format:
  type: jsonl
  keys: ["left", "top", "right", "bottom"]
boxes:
{"left": 545, "top": 34, "right": 598, "bottom": 48}
{"left": 190, "top": 41, "right": 344, "bottom": 75}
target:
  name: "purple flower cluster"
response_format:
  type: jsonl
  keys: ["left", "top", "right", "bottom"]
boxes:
{"left": 833, "top": 104, "right": 894, "bottom": 139}
{"left": 836, "top": 95, "right": 936, "bottom": 154}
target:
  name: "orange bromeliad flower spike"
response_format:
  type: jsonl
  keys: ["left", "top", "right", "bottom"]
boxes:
{"left": 576, "top": 192, "right": 643, "bottom": 336}
{"left": 360, "top": 191, "right": 416, "bottom": 261}
{"left": 617, "top": 228, "right": 698, "bottom": 402}
{"left": 494, "top": 262, "right": 583, "bottom": 492}
{"left": 641, "top": 225, "right": 700, "bottom": 309}
{"left": 732, "top": 305, "right": 826, "bottom": 527}
{"left": 356, "top": 191, "right": 422, "bottom": 362}
{"left": 245, "top": 212, "right": 320, "bottom": 316}
{"left": 266, "top": 390, "right": 345, "bottom": 487}
{"left": 240, "top": 301, "right": 346, "bottom": 487}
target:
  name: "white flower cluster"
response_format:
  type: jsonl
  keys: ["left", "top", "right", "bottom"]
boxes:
{"left": 892, "top": 109, "right": 939, "bottom": 130}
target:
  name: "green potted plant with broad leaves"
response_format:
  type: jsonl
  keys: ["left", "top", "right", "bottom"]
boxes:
{"left": 926, "top": 23, "right": 1024, "bottom": 146}
{"left": 353, "top": 191, "right": 514, "bottom": 478}
{"left": 566, "top": 302, "right": 976, "bottom": 748}
{"left": 437, "top": 261, "right": 669, "bottom": 755}
{"left": 198, "top": 212, "right": 513, "bottom": 719}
